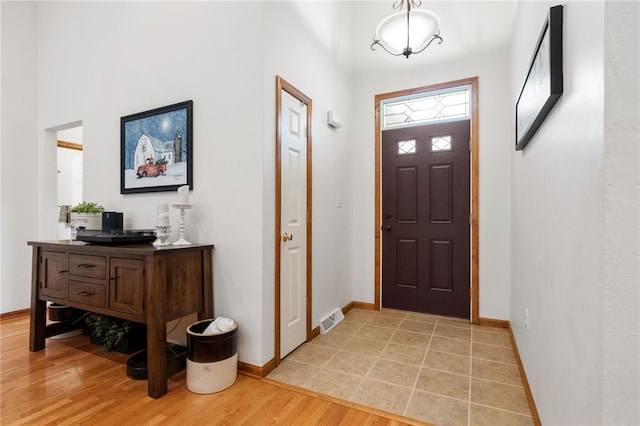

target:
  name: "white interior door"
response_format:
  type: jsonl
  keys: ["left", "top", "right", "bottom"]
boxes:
{"left": 280, "top": 89, "right": 308, "bottom": 358}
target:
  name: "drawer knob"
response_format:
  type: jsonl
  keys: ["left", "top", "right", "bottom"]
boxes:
{"left": 78, "top": 264, "right": 96, "bottom": 269}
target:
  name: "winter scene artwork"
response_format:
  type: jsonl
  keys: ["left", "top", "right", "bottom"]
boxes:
{"left": 120, "top": 100, "right": 193, "bottom": 194}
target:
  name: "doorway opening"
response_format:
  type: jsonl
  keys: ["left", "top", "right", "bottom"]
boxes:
{"left": 374, "top": 77, "right": 479, "bottom": 323}
{"left": 56, "top": 125, "right": 83, "bottom": 240}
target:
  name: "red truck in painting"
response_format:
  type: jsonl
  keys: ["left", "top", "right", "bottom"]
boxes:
{"left": 137, "top": 157, "right": 167, "bottom": 178}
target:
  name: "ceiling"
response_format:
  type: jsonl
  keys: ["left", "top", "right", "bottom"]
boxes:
{"left": 345, "top": 1, "right": 519, "bottom": 71}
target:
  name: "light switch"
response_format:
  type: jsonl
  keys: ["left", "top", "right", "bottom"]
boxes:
{"left": 336, "top": 195, "right": 343, "bottom": 208}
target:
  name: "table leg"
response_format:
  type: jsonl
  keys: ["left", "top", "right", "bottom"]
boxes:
{"left": 146, "top": 317, "right": 167, "bottom": 398}
{"left": 146, "top": 256, "right": 167, "bottom": 399}
{"left": 200, "top": 248, "right": 214, "bottom": 320}
{"left": 29, "top": 299, "right": 47, "bottom": 352}
{"left": 29, "top": 247, "right": 46, "bottom": 352}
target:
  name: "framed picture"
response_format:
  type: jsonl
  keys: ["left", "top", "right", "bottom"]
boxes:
{"left": 120, "top": 100, "right": 193, "bottom": 194}
{"left": 515, "top": 5, "right": 563, "bottom": 151}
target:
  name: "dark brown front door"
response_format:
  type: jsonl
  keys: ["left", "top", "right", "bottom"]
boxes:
{"left": 382, "top": 120, "right": 470, "bottom": 318}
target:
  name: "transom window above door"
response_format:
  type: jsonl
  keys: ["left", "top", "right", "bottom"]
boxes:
{"left": 382, "top": 86, "right": 470, "bottom": 130}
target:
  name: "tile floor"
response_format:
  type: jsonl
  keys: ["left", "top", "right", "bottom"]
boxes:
{"left": 267, "top": 309, "right": 534, "bottom": 426}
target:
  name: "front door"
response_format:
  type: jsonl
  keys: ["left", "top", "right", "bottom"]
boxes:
{"left": 381, "top": 120, "right": 470, "bottom": 318}
{"left": 278, "top": 84, "right": 309, "bottom": 358}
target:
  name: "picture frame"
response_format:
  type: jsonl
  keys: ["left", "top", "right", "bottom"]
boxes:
{"left": 120, "top": 100, "right": 193, "bottom": 194}
{"left": 515, "top": 5, "right": 563, "bottom": 151}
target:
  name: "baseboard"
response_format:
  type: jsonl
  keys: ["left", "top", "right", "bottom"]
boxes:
{"left": 341, "top": 301, "right": 354, "bottom": 314}
{"left": 507, "top": 322, "right": 541, "bottom": 426}
{"left": 351, "top": 301, "right": 376, "bottom": 311}
{"left": 0, "top": 308, "right": 30, "bottom": 320}
{"left": 478, "top": 317, "right": 509, "bottom": 328}
{"left": 311, "top": 326, "right": 320, "bottom": 339}
{"left": 238, "top": 357, "right": 277, "bottom": 379}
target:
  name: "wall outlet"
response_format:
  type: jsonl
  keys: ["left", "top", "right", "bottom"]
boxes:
{"left": 524, "top": 308, "right": 529, "bottom": 330}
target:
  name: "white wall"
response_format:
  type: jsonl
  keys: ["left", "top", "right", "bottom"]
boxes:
{"left": 262, "top": 1, "right": 355, "bottom": 357}
{"left": 0, "top": 2, "right": 40, "bottom": 313}
{"left": 509, "top": 1, "right": 622, "bottom": 424}
{"left": 602, "top": 1, "right": 639, "bottom": 424}
{"left": 4, "top": 1, "right": 356, "bottom": 369}
{"left": 5, "top": 8, "right": 637, "bottom": 418}
{"left": 350, "top": 48, "right": 513, "bottom": 320}
{"left": 35, "top": 1, "right": 267, "bottom": 366}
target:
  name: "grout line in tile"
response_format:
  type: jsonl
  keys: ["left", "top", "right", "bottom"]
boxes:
{"left": 432, "top": 334, "right": 473, "bottom": 344}
{"left": 357, "top": 316, "right": 408, "bottom": 400}
{"left": 346, "top": 376, "right": 367, "bottom": 402}
{"left": 435, "top": 320, "right": 473, "bottom": 330}
{"left": 347, "top": 317, "right": 405, "bottom": 403}
{"left": 470, "top": 339, "right": 513, "bottom": 348}
{"left": 470, "top": 354, "right": 518, "bottom": 365}
{"left": 299, "top": 366, "right": 319, "bottom": 388}
{"left": 294, "top": 330, "right": 358, "bottom": 387}
{"left": 469, "top": 356, "right": 520, "bottom": 367}
{"left": 421, "top": 365, "right": 469, "bottom": 379}
{"left": 412, "top": 388, "right": 471, "bottom": 404}
{"left": 471, "top": 376, "right": 526, "bottom": 389}
{"left": 469, "top": 401, "right": 535, "bottom": 418}
{"left": 358, "top": 375, "right": 416, "bottom": 391}
{"left": 401, "top": 323, "right": 433, "bottom": 417}
{"left": 471, "top": 325, "right": 510, "bottom": 334}
{"left": 469, "top": 376, "right": 526, "bottom": 388}
{"left": 273, "top": 311, "right": 533, "bottom": 424}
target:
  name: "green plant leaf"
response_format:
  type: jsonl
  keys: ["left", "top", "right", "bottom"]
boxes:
{"left": 70, "top": 202, "right": 104, "bottom": 213}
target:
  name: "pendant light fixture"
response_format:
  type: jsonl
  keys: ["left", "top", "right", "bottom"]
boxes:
{"left": 371, "top": 0, "right": 443, "bottom": 59}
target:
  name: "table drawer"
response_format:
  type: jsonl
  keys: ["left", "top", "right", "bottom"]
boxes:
{"left": 68, "top": 279, "right": 106, "bottom": 309}
{"left": 69, "top": 254, "right": 106, "bottom": 279}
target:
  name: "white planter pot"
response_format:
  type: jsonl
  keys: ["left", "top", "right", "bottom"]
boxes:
{"left": 70, "top": 213, "right": 102, "bottom": 240}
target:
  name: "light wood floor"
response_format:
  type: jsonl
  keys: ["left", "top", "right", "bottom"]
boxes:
{"left": 0, "top": 314, "right": 427, "bottom": 425}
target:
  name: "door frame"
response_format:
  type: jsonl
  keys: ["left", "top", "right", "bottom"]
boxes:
{"left": 275, "top": 76, "right": 313, "bottom": 364}
{"left": 374, "top": 77, "right": 480, "bottom": 323}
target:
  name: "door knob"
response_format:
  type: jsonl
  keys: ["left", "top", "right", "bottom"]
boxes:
{"left": 282, "top": 233, "right": 293, "bottom": 242}
{"left": 385, "top": 225, "right": 392, "bottom": 232}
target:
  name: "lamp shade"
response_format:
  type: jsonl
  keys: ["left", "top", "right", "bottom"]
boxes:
{"left": 373, "top": 8, "right": 441, "bottom": 56}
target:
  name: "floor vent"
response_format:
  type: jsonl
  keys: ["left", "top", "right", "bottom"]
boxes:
{"left": 319, "top": 308, "right": 344, "bottom": 334}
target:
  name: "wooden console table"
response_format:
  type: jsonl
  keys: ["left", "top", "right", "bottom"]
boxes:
{"left": 28, "top": 240, "right": 213, "bottom": 399}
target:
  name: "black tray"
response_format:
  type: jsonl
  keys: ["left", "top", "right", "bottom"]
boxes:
{"left": 126, "top": 345, "right": 187, "bottom": 380}
{"left": 76, "top": 229, "right": 156, "bottom": 244}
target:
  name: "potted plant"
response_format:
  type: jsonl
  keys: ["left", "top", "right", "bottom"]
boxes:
{"left": 85, "top": 313, "right": 146, "bottom": 354}
{"left": 69, "top": 202, "right": 104, "bottom": 239}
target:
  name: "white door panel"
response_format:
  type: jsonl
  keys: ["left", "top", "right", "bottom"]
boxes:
{"left": 280, "top": 89, "right": 307, "bottom": 358}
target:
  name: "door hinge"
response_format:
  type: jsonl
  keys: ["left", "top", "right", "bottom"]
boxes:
{"left": 469, "top": 138, "right": 472, "bottom": 152}
{"left": 469, "top": 214, "right": 472, "bottom": 225}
